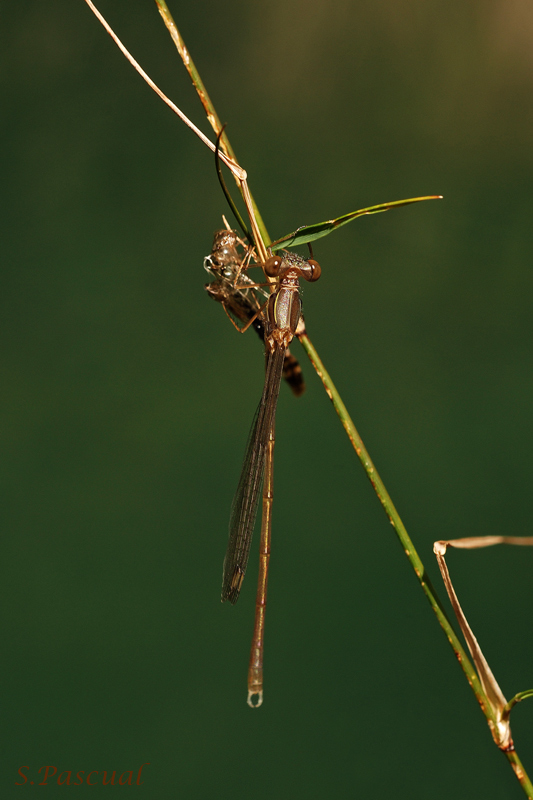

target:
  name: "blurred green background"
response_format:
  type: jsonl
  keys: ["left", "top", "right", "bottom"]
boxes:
{"left": 2, "top": 0, "right": 533, "bottom": 796}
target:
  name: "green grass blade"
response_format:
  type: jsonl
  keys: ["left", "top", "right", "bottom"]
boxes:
{"left": 269, "top": 195, "right": 442, "bottom": 250}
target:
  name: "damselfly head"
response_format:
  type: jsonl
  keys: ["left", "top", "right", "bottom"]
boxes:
{"left": 264, "top": 250, "right": 321, "bottom": 283}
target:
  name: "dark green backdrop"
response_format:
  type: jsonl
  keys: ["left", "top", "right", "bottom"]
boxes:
{"left": 2, "top": 1, "right": 533, "bottom": 797}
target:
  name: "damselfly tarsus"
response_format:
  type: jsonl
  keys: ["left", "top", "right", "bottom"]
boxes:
{"left": 214, "top": 245, "right": 321, "bottom": 706}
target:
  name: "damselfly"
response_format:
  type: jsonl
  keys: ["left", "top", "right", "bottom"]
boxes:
{"left": 213, "top": 245, "right": 321, "bottom": 706}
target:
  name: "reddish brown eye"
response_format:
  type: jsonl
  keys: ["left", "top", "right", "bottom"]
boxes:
{"left": 264, "top": 256, "right": 283, "bottom": 277}
{"left": 306, "top": 259, "right": 321, "bottom": 282}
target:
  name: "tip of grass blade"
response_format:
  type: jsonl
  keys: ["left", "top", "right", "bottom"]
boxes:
{"left": 269, "top": 194, "right": 443, "bottom": 250}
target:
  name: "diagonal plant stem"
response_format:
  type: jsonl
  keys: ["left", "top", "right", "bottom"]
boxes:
{"left": 154, "top": 0, "right": 270, "bottom": 249}
{"left": 507, "top": 751, "right": 533, "bottom": 799}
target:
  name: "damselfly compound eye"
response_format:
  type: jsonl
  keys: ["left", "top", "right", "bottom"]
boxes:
{"left": 263, "top": 256, "right": 283, "bottom": 277}
{"left": 306, "top": 259, "right": 321, "bottom": 282}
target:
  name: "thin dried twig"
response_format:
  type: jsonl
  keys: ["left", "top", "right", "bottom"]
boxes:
{"left": 82, "top": 0, "right": 246, "bottom": 182}
{"left": 434, "top": 535, "right": 533, "bottom": 750}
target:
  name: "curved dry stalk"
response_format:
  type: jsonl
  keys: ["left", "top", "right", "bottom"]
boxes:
{"left": 436, "top": 535, "right": 533, "bottom": 550}
{"left": 82, "top": 0, "right": 245, "bottom": 182}
{"left": 434, "top": 536, "right": 533, "bottom": 756}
